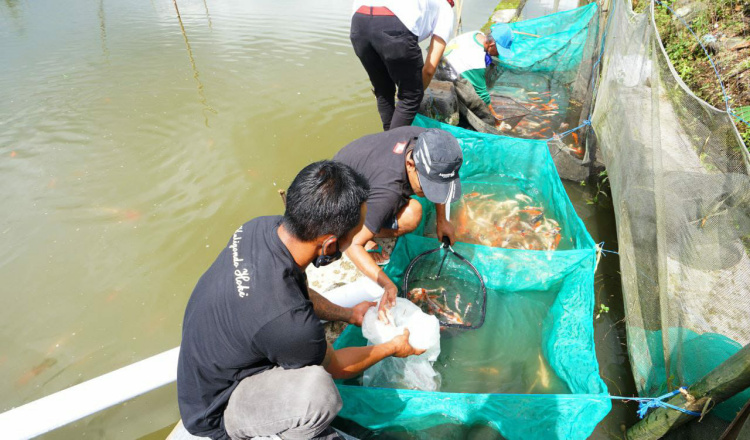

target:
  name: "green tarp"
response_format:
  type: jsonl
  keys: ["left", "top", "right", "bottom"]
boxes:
{"left": 333, "top": 116, "right": 611, "bottom": 439}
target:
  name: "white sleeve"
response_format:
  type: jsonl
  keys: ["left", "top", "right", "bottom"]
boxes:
{"left": 432, "top": 0, "right": 454, "bottom": 43}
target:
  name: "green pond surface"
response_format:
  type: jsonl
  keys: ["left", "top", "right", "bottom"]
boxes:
{"left": 0, "top": 0, "right": 637, "bottom": 439}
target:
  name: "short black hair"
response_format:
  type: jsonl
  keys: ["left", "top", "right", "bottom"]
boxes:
{"left": 283, "top": 160, "right": 370, "bottom": 242}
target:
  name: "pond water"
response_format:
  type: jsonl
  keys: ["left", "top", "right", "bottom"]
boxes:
{"left": 0, "top": 0, "right": 635, "bottom": 439}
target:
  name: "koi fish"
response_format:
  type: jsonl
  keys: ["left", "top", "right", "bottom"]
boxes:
{"left": 16, "top": 358, "right": 57, "bottom": 387}
{"left": 515, "top": 194, "right": 532, "bottom": 204}
{"left": 520, "top": 208, "right": 543, "bottom": 216}
{"left": 538, "top": 353, "right": 550, "bottom": 388}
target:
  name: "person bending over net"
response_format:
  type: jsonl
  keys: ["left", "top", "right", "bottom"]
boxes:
{"left": 437, "top": 24, "right": 515, "bottom": 129}
{"left": 334, "top": 127, "right": 463, "bottom": 324}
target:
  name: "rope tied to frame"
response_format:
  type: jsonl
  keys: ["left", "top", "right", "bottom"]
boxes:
{"left": 597, "top": 241, "right": 619, "bottom": 256}
{"left": 634, "top": 387, "right": 703, "bottom": 419}
{"left": 592, "top": 386, "right": 706, "bottom": 419}
{"left": 548, "top": 119, "right": 591, "bottom": 141}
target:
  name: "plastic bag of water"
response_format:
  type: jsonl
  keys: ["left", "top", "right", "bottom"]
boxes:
{"left": 361, "top": 297, "right": 441, "bottom": 391}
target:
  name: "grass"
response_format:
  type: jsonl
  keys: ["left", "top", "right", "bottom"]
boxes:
{"left": 480, "top": 0, "right": 522, "bottom": 33}
{"left": 646, "top": 0, "right": 750, "bottom": 152}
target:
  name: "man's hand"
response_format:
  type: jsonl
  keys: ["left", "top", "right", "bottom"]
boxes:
{"left": 377, "top": 283, "right": 398, "bottom": 324}
{"left": 389, "top": 329, "right": 426, "bottom": 358}
{"left": 489, "top": 104, "right": 504, "bottom": 128}
{"left": 349, "top": 300, "right": 377, "bottom": 327}
{"left": 436, "top": 218, "right": 456, "bottom": 245}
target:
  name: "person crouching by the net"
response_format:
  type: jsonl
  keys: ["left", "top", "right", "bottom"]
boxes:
{"left": 334, "top": 127, "right": 463, "bottom": 323}
{"left": 177, "top": 161, "right": 425, "bottom": 440}
{"left": 350, "top": 0, "right": 454, "bottom": 131}
{"left": 436, "top": 23, "right": 514, "bottom": 129}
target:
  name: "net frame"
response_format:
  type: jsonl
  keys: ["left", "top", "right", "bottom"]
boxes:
{"left": 400, "top": 239, "right": 488, "bottom": 330}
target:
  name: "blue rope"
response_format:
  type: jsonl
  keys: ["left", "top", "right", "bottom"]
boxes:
{"left": 597, "top": 241, "right": 619, "bottom": 256}
{"left": 652, "top": 0, "right": 749, "bottom": 127}
{"left": 608, "top": 387, "right": 703, "bottom": 419}
{"left": 550, "top": 0, "right": 614, "bottom": 144}
{"left": 548, "top": 119, "right": 591, "bottom": 141}
{"left": 588, "top": 0, "right": 616, "bottom": 98}
{"left": 730, "top": 109, "right": 750, "bottom": 127}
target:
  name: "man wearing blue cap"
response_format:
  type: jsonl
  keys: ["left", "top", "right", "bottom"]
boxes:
{"left": 334, "top": 126, "right": 462, "bottom": 321}
{"left": 437, "top": 23, "right": 514, "bottom": 127}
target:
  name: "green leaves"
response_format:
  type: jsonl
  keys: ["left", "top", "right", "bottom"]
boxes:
{"left": 733, "top": 106, "right": 750, "bottom": 122}
{"left": 595, "top": 303, "right": 610, "bottom": 320}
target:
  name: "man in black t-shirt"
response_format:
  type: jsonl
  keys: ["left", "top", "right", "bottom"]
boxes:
{"left": 333, "top": 127, "right": 462, "bottom": 321}
{"left": 177, "top": 161, "right": 424, "bottom": 440}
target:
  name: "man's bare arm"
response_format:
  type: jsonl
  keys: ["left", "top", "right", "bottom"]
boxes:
{"left": 321, "top": 330, "right": 424, "bottom": 379}
{"left": 308, "top": 287, "right": 353, "bottom": 323}
{"left": 422, "top": 35, "right": 447, "bottom": 90}
{"left": 346, "top": 225, "right": 398, "bottom": 320}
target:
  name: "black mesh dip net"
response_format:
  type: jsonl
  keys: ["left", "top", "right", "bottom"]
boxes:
{"left": 401, "top": 238, "right": 487, "bottom": 330}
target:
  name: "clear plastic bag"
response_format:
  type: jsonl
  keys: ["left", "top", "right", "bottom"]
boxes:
{"left": 361, "top": 298, "right": 441, "bottom": 391}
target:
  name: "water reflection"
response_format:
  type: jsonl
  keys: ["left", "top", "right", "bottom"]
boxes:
{"left": 202, "top": 0, "right": 212, "bottom": 30}
{"left": 1, "top": 0, "right": 25, "bottom": 35}
{"left": 99, "top": 0, "right": 109, "bottom": 63}
{"left": 173, "top": 0, "right": 217, "bottom": 127}
{"left": 0, "top": 3, "right": 378, "bottom": 437}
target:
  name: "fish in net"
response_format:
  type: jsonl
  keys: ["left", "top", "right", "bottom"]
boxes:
{"left": 401, "top": 238, "right": 487, "bottom": 330}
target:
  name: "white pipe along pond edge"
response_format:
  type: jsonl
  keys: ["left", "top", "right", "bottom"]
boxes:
{"left": 0, "top": 347, "right": 180, "bottom": 440}
{"left": 0, "top": 279, "right": 374, "bottom": 439}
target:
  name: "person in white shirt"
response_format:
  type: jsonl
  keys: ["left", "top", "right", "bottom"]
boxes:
{"left": 350, "top": 0, "right": 454, "bottom": 131}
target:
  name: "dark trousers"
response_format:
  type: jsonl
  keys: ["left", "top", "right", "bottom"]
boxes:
{"left": 350, "top": 13, "right": 424, "bottom": 131}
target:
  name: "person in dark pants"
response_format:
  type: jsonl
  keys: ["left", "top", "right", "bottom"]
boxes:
{"left": 177, "top": 161, "right": 424, "bottom": 440}
{"left": 350, "top": 0, "right": 454, "bottom": 131}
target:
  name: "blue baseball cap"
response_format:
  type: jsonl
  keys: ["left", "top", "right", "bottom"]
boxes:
{"left": 490, "top": 23, "right": 514, "bottom": 58}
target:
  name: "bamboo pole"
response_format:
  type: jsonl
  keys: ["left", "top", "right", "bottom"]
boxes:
{"left": 718, "top": 399, "right": 750, "bottom": 440}
{"left": 626, "top": 342, "right": 750, "bottom": 440}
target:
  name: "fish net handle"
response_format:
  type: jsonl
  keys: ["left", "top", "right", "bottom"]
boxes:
{"left": 401, "top": 243, "right": 487, "bottom": 330}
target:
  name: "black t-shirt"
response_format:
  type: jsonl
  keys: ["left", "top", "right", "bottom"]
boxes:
{"left": 177, "top": 216, "right": 327, "bottom": 440}
{"left": 333, "top": 126, "right": 425, "bottom": 234}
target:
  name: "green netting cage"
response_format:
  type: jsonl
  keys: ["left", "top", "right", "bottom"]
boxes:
{"left": 333, "top": 116, "right": 611, "bottom": 439}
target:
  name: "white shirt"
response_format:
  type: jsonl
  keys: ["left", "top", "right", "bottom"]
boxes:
{"left": 352, "top": 0, "right": 454, "bottom": 43}
{"left": 442, "top": 31, "right": 486, "bottom": 76}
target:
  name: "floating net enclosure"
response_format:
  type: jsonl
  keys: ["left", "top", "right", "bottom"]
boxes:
{"left": 334, "top": 116, "right": 610, "bottom": 439}
{"left": 483, "top": 3, "right": 600, "bottom": 141}
{"left": 442, "top": 3, "right": 603, "bottom": 182}
{"left": 592, "top": 0, "right": 750, "bottom": 420}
